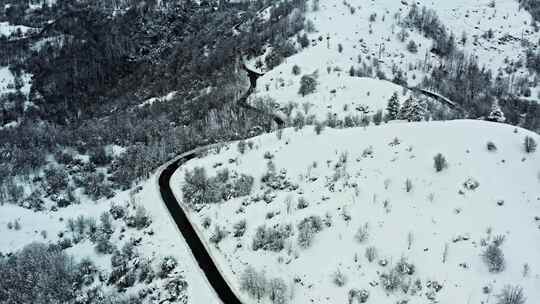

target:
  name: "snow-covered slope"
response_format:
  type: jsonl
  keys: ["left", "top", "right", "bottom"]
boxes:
{"left": 0, "top": 171, "right": 219, "bottom": 303}
{"left": 250, "top": 0, "right": 540, "bottom": 120}
{"left": 172, "top": 120, "right": 540, "bottom": 304}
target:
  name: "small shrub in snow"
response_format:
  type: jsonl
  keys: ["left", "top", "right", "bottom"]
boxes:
{"left": 264, "top": 151, "right": 274, "bottom": 160}
{"left": 99, "top": 212, "right": 114, "bottom": 235}
{"left": 362, "top": 146, "right": 374, "bottom": 158}
{"left": 159, "top": 256, "right": 178, "bottom": 278}
{"left": 482, "top": 243, "right": 505, "bottom": 273}
{"left": 496, "top": 285, "right": 526, "bottom": 304}
{"left": 240, "top": 266, "right": 268, "bottom": 300}
{"left": 407, "top": 40, "right": 418, "bottom": 53}
{"left": 463, "top": 178, "right": 480, "bottom": 190}
{"left": 348, "top": 288, "right": 369, "bottom": 303}
{"left": 405, "top": 178, "right": 413, "bottom": 192}
{"left": 95, "top": 232, "right": 115, "bottom": 254}
{"left": 487, "top": 141, "right": 497, "bottom": 152}
{"left": 524, "top": 136, "right": 537, "bottom": 153}
{"left": 354, "top": 223, "right": 370, "bottom": 243}
{"left": 365, "top": 246, "right": 378, "bottom": 263}
{"left": 297, "top": 197, "right": 309, "bottom": 209}
{"left": 373, "top": 110, "right": 383, "bottom": 125}
{"left": 442, "top": 243, "right": 449, "bottom": 263}
{"left": 252, "top": 225, "right": 292, "bottom": 252}
{"left": 292, "top": 65, "right": 301, "bottom": 75}
{"left": 22, "top": 190, "right": 45, "bottom": 211}
{"left": 380, "top": 269, "right": 402, "bottom": 292}
{"left": 233, "top": 174, "right": 254, "bottom": 197}
{"left": 332, "top": 269, "right": 347, "bottom": 287}
{"left": 58, "top": 238, "right": 73, "bottom": 249}
{"left": 43, "top": 166, "right": 69, "bottom": 196}
{"left": 433, "top": 153, "right": 448, "bottom": 172}
{"left": 138, "top": 260, "right": 155, "bottom": 283}
{"left": 209, "top": 226, "right": 228, "bottom": 244}
{"left": 407, "top": 231, "right": 414, "bottom": 249}
{"left": 522, "top": 263, "right": 530, "bottom": 278}
{"left": 395, "top": 257, "right": 415, "bottom": 275}
{"left": 182, "top": 167, "right": 220, "bottom": 207}
{"left": 323, "top": 213, "right": 333, "bottom": 227}
{"left": 14, "top": 220, "right": 21, "bottom": 230}
{"left": 314, "top": 121, "right": 325, "bottom": 134}
{"left": 298, "top": 74, "right": 317, "bottom": 97}
{"left": 202, "top": 217, "right": 211, "bottom": 229}
{"left": 360, "top": 115, "right": 371, "bottom": 127}
{"left": 293, "top": 112, "right": 306, "bottom": 130}
{"left": 126, "top": 205, "right": 151, "bottom": 230}
{"left": 89, "top": 146, "right": 111, "bottom": 166}
{"left": 238, "top": 140, "right": 247, "bottom": 154}
{"left": 163, "top": 276, "right": 188, "bottom": 302}
{"left": 109, "top": 203, "right": 126, "bottom": 220}
{"left": 233, "top": 219, "right": 247, "bottom": 237}
{"left": 268, "top": 278, "right": 288, "bottom": 304}
{"left": 493, "top": 234, "right": 506, "bottom": 247}
{"left": 81, "top": 172, "right": 114, "bottom": 200}
{"left": 297, "top": 216, "right": 324, "bottom": 248}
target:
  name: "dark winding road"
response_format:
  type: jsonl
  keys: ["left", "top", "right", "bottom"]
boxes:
{"left": 159, "top": 151, "right": 244, "bottom": 304}
{"left": 157, "top": 62, "right": 283, "bottom": 303}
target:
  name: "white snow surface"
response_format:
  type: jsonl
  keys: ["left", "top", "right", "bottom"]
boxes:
{"left": 0, "top": 21, "right": 34, "bottom": 37}
{"left": 172, "top": 120, "right": 540, "bottom": 304}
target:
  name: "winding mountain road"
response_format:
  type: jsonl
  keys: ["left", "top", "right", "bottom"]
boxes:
{"left": 157, "top": 64, "right": 281, "bottom": 304}
{"left": 159, "top": 151, "right": 244, "bottom": 304}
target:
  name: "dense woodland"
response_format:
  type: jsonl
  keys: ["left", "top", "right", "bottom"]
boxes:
{"left": 0, "top": 0, "right": 308, "bottom": 202}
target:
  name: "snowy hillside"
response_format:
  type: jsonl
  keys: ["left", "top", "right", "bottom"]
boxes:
{"left": 1, "top": 0, "right": 540, "bottom": 303}
{"left": 0, "top": 170, "right": 219, "bottom": 303}
{"left": 172, "top": 120, "right": 540, "bottom": 304}
{"left": 250, "top": 0, "right": 540, "bottom": 122}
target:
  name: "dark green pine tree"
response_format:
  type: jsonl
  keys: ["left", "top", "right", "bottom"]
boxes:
{"left": 386, "top": 92, "right": 401, "bottom": 120}
{"left": 399, "top": 95, "right": 414, "bottom": 121}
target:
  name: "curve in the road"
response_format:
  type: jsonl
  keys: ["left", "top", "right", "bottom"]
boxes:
{"left": 157, "top": 60, "right": 283, "bottom": 304}
{"left": 159, "top": 153, "right": 244, "bottom": 304}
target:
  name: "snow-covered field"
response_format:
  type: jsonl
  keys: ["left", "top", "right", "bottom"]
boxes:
{"left": 172, "top": 120, "right": 540, "bottom": 303}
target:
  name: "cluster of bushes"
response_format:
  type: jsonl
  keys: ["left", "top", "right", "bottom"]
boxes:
{"left": 380, "top": 257, "right": 416, "bottom": 292}
{"left": 482, "top": 240, "right": 506, "bottom": 273}
{"left": 182, "top": 167, "right": 255, "bottom": 208}
{"left": 297, "top": 215, "right": 324, "bottom": 248}
{"left": 240, "top": 266, "right": 289, "bottom": 304}
{"left": 60, "top": 202, "right": 151, "bottom": 255}
{"left": 252, "top": 224, "right": 293, "bottom": 252}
